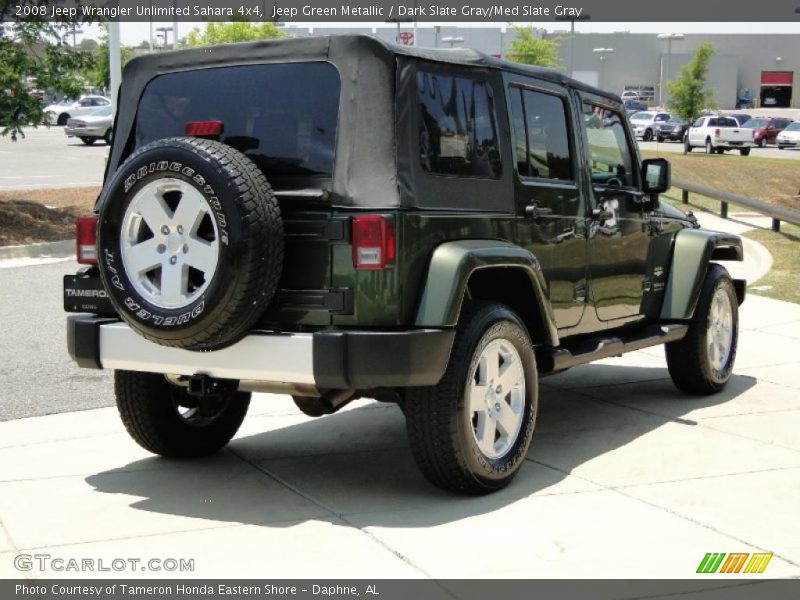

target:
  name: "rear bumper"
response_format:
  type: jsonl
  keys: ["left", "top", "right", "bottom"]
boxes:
{"left": 67, "top": 315, "right": 454, "bottom": 390}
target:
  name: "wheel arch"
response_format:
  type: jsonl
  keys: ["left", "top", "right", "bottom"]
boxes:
{"left": 660, "top": 228, "right": 745, "bottom": 320}
{"left": 414, "top": 240, "right": 558, "bottom": 347}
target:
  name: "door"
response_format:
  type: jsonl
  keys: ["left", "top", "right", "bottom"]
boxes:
{"left": 580, "top": 97, "right": 650, "bottom": 324}
{"left": 505, "top": 76, "right": 587, "bottom": 330}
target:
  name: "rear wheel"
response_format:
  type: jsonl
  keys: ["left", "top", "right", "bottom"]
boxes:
{"left": 705, "top": 139, "right": 714, "bottom": 154}
{"left": 80, "top": 137, "right": 96, "bottom": 145}
{"left": 758, "top": 137, "right": 767, "bottom": 148}
{"left": 56, "top": 113, "right": 69, "bottom": 126}
{"left": 684, "top": 137, "right": 692, "bottom": 153}
{"left": 740, "top": 148, "right": 751, "bottom": 156}
{"left": 405, "top": 302, "right": 538, "bottom": 494}
{"left": 665, "top": 264, "right": 738, "bottom": 395}
{"left": 115, "top": 370, "right": 250, "bottom": 457}
{"left": 656, "top": 135, "right": 665, "bottom": 143}
{"left": 643, "top": 129, "right": 653, "bottom": 142}
{"left": 104, "top": 128, "right": 112, "bottom": 145}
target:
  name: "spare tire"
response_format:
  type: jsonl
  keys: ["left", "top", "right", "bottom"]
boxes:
{"left": 97, "top": 137, "right": 283, "bottom": 350}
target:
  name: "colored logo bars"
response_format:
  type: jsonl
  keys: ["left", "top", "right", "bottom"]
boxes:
{"left": 697, "top": 552, "right": 773, "bottom": 574}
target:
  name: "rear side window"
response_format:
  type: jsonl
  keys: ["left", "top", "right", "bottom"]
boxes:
{"left": 417, "top": 70, "right": 501, "bottom": 178}
{"left": 135, "top": 63, "right": 340, "bottom": 183}
{"left": 509, "top": 86, "right": 572, "bottom": 181}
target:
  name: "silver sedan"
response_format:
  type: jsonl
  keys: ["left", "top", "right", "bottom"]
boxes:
{"left": 65, "top": 106, "right": 114, "bottom": 145}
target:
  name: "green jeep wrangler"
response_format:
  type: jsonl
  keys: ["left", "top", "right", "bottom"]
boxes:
{"left": 65, "top": 35, "right": 744, "bottom": 494}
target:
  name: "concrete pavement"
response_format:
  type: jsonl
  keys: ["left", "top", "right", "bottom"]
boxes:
{"left": 0, "top": 293, "right": 799, "bottom": 579}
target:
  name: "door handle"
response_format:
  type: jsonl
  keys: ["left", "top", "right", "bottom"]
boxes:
{"left": 525, "top": 204, "right": 553, "bottom": 220}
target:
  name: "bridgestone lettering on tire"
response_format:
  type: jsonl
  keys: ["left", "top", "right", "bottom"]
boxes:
{"left": 97, "top": 137, "right": 283, "bottom": 350}
{"left": 405, "top": 302, "right": 538, "bottom": 494}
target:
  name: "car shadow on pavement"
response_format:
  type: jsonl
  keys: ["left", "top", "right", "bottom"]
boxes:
{"left": 84, "top": 365, "right": 757, "bottom": 529}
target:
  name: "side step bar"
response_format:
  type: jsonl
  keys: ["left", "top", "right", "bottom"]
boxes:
{"left": 537, "top": 323, "right": 689, "bottom": 374}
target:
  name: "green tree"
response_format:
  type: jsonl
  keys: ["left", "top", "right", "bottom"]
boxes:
{"left": 665, "top": 42, "right": 716, "bottom": 122}
{"left": 186, "top": 21, "right": 284, "bottom": 47}
{"left": 1, "top": 1, "right": 93, "bottom": 139}
{"left": 506, "top": 26, "right": 561, "bottom": 68}
{"left": 86, "top": 26, "right": 134, "bottom": 89}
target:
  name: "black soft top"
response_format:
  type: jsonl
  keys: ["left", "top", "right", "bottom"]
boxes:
{"left": 102, "top": 34, "right": 619, "bottom": 211}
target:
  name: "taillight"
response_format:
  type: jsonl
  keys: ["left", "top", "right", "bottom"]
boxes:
{"left": 75, "top": 216, "right": 98, "bottom": 265}
{"left": 352, "top": 215, "right": 395, "bottom": 270}
{"left": 184, "top": 120, "right": 223, "bottom": 138}
{"left": 714, "top": 128, "right": 721, "bottom": 137}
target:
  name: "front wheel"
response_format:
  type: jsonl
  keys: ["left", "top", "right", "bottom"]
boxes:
{"left": 758, "top": 137, "right": 767, "bottom": 148}
{"left": 115, "top": 370, "right": 250, "bottom": 457}
{"left": 405, "top": 302, "right": 538, "bottom": 494}
{"left": 665, "top": 264, "right": 739, "bottom": 395}
{"left": 643, "top": 129, "right": 653, "bottom": 142}
{"left": 656, "top": 135, "right": 665, "bottom": 143}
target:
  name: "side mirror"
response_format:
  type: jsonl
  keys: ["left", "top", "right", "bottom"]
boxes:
{"left": 641, "top": 158, "right": 670, "bottom": 212}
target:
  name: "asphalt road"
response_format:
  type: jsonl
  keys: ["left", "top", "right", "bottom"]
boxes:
{"left": 0, "top": 259, "right": 113, "bottom": 421}
{"left": 0, "top": 126, "right": 107, "bottom": 190}
{"left": 638, "top": 139, "right": 800, "bottom": 159}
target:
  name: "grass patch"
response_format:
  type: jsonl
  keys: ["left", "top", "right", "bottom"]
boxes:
{"left": 661, "top": 191, "right": 800, "bottom": 304}
{"left": 0, "top": 187, "right": 98, "bottom": 246}
{"left": 741, "top": 223, "right": 800, "bottom": 304}
{"left": 642, "top": 150, "right": 800, "bottom": 211}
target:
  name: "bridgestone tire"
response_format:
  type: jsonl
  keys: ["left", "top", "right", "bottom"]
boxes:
{"left": 665, "top": 264, "right": 739, "bottom": 395}
{"left": 405, "top": 302, "right": 538, "bottom": 494}
{"left": 115, "top": 370, "right": 250, "bottom": 458}
{"left": 97, "top": 137, "right": 283, "bottom": 350}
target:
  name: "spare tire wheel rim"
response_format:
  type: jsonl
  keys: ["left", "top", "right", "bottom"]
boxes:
{"left": 121, "top": 178, "right": 219, "bottom": 310}
{"left": 469, "top": 338, "right": 526, "bottom": 460}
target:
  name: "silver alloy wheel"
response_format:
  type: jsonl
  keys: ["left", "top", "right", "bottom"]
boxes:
{"left": 469, "top": 338, "right": 526, "bottom": 460}
{"left": 121, "top": 178, "right": 219, "bottom": 310}
{"left": 707, "top": 287, "right": 734, "bottom": 372}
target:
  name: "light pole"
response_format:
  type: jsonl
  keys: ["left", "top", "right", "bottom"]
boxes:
{"left": 657, "top": 33, "right": 684, "bottom": 107}
{"left": 555, "top": 14, "right": 591, "bottom": 78}
{"left": 593, "top": 48, "right": 614, "bottom": 90}
{"left": 108, "top": 22, "right": 121, "bottom": 110}
{"left": 156, "top": 26, "right": 173, "bottom": 49}
{"left": 386, "top": 16, "right": 413, "bottom": 45}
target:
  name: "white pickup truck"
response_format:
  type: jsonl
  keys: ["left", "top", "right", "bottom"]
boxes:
{"left": 685, "top": 115, "right": 755, "bottom": 156}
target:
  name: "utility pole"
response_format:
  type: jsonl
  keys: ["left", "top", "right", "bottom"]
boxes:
{"left": 657, "top": 33, "right": 684, "bottom": 107}
{"left": 554, "top": 14, "right": 591, "bottom": 78}
{"left": 108, "top": 21, "right": 122, "bottom": 111}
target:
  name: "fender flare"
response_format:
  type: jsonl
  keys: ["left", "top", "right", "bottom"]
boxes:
{"left": 414, "top": 240, "right": 558, "bottom": 346}
{"left": 660, "top": 228, "right": 745, "bottom": 320}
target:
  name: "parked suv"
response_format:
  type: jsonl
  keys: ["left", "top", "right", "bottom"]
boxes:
{"left": 64, "top": 36, "right": 745, "bottom": 494}
{"left": 742, "top": 117, "right": 793, "bottom": 147}
{"left": 629, "top": 110, "right": 671, "bottom": 141}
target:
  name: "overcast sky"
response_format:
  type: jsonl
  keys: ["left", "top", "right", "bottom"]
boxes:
{"left": 72, "top": 22, "right": 800, "bottom": 46}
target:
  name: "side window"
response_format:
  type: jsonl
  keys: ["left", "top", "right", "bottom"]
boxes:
{"left": 417, "top": 70, "right": 501, "bottom": 178}
{"left": 582, "top": 103, "right": 635, "bottom": 188}
{"left": 79, "top": 98, "right": 92, "bottom": 107}
{"left": 508, "top": 86, "right": 573, "bottom": 181}
{"left": 692, "top": 118, "right": 705, "bottom": 128}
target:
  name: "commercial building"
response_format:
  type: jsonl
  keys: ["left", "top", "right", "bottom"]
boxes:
{"left": 286, "top": 26, "right": 799, "bottom": 109}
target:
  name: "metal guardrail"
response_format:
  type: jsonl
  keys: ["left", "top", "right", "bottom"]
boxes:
{"left": 673, "top": 177, "right": 800, "bottom": 233}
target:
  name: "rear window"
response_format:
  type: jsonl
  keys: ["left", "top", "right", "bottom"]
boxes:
{"left": 135, "top": 63, "right": 341, "bottom": 184}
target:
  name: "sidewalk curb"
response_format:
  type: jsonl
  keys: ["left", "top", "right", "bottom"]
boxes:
{"left": 0, "top": 239, "right": 74, "bottom": 261}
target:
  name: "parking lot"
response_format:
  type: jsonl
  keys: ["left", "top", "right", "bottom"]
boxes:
{"left": 0, "top": 127, "right": 799, "bottom": 194}
{"left": 0, "top": 127, "right": 107, "bottom": 190}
